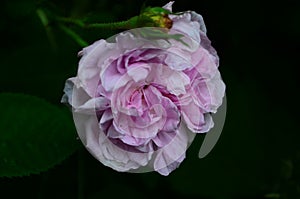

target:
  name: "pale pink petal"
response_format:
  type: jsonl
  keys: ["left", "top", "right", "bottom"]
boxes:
{"left": 127, "top": 63, "right": 150, "bottom": 82}
{"left": 169, "top": 12, "right": 201, "bottom": 45}
{"left": 180, "top": 99, "right": 214, "bottom": 133}
{"left": 147, "top": 65, "right": 190, "bottom": 95}
{"left": 162, "top": 1, "right": 174, "bottom": 12}
{"left": 78, "top": 40, "right": 118, "bottom": 97}
{"left": 75, "top": 97, "right": 110, "bottom": 114}
{"left": 203, "top": 71, "right": 226, "bottom": 113}
{"left": 193, "top": 47, "right": 218, "bottom": 79}
{"left": 154, "top": 122, "right": 195, "bottom": 175}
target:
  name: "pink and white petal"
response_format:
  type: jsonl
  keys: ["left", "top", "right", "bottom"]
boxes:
{"left": 162, "top": 1, "right": 174, "bottom": 12}
{"left": 159, "top": 97, "right": 180, "bottom": 132}
{"left": 78, "top": 40, "right": 118, "bottom": 96}
{"left": 61, "top": 77, "right": 77, "bottom": 106}
{"left": 200, "top": 113, "right": 215, "bottom": 133}
{"left": 114, "top": 31, "right": 169, "bottom": 52}
{"left": 78, "top": 39, "right": 103, "bottom": 57}
{"left": 190, "top": 46, "right": 205, "bottom": 67}
{"left": 106, "top": 124, "right": 123, "bottom": 139}
{"left": 154, "top": 122, "right": 195, "bottom": 175}
{"left": 63, "top": 77, "right": 101, "bottom": 114}
{"left": 152, "top": 131, "right": 175, "bottom": 148}
{"left": 199, "top": 32, "right": 219, "bottom": 66}
{"left": 127, "top": 63, "right": 150, "bottom": 82}
{"left": 190, "top": 79, "right": 212, "bottom": 111}
{"left": 203, "top": 71, "right": 226, "bottom": 113}
{"left": 165, "top": 71, "right": 190, "bottom": 95}
{"left": 149, "top": 66, "right": 190, "bottom": 96}
{"left": 164, "top": 48, "right": 193, "bottom": 71}
{"left": 193, "top": 47, "right": 218, "bottom": 79}
{"left": 98, "top": 131, "right": 152, "bottom": 171}
{"left": 156, "top": 154, "right": 185, "bottom": 176}
{"left": 101, "top": 62, "right": 123, "bottom": 92}
{"left": 181, "top": 100, "right": 214, "bottom": 133}
{"left": 99, "top": 109, "right": 113, "bottom": 133}
{"left": 114, "top": 105, "right": 165, "bottom": 139}
{"left": 190, "top": 11, "right": 207, "bottom": 34}
{"left": 169, "top": 12, "right": 201, "bottom": 46}
{"left": 119, "top": 134, "right": 149, "bottom": 147}
{"left": 99, "top": 109, "right": 113, "bottom": 125}
{"left": 75, "top": 97, "right": 110, "bottom": 114}
{"left": 142, "top": 86, "right": 162, "bottom": 106}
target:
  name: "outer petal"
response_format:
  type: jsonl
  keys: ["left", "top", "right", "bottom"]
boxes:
{"left": 180, "top": 97, "right": 214, "bottom": 133}
{"left": 61, "top": 77, "right": 76, "bottom": 105}
{"left": 190, "top": 11, "right": 207, "bottom": 34}
{"left": 154, "top": 122, "right": 195, "bottom": 175}
{"left": 162, "top": 1, "right": 174, "bottom": 12}
{"left": 169, "top": 12, "right": 201, "bottom": 46}
{"left": 96, "top": 130, "right": 153, "bottom": 172}
{"left": 78, "top": 40, "right": 119, "bottom": 97}
{"left": 192, "top": 47, "right": 219, "bottom": 80}
{"left": 61, "top": 77, "right": 110, "bottom": 114}
{"left": 200, "top": 71, "right": 226, "bottom": 113}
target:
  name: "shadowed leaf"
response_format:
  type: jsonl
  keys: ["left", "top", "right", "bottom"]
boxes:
{"left": 0, "top": 93, "right": 79, "bottom": 177}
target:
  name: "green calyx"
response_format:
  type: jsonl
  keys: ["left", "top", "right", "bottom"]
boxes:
{"left": 137, "top": 7, "right": 173, "bottom": 29}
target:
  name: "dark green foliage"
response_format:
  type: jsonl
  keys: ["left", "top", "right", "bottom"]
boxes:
{"left": 0, "top": 93, "right": 79, "bottom": 177}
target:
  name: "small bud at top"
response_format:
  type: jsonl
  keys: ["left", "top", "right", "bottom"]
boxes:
{"left": 138, "top": 7, "right": 173, "bottom": 29}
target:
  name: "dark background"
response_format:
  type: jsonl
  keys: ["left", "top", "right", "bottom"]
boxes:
{"left": 0, "top": 0, "right": 299, "bottom": 198}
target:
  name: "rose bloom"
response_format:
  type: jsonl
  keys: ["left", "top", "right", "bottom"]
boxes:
{"left": 62, "top": 2, "right": 225, "bottom": 175}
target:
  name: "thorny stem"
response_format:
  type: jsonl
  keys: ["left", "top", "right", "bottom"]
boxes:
{"left": 55, "top": 16, "right": 139, "bottom": 30}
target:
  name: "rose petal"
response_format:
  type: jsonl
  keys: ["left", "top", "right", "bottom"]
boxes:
{"left": 152, "top": 131, "right": 175, "bottom": 148}
{"left": 169, "top": 12, "right": 201, "bottom": 46}
{"left": 180, "top": 98, "right": 214, "bottom": 133}
{"left": 75, "top": 97, "right": 110, "bottom": 114}
{"left": 203, "top": 71, "right": 226, "bottom": 112}
{"left": 78, "top": 40, "right": 118, "bottom": 96}
{"left": 147, "top": 64, "right": 190, "bottom": 95}
{"left": 162, "top": 1, "right": 174, "bottom": 12}
{"left": 154, "top": 122, "right": 195, "bottom": 175}
{"left": 193, "top": 47, "right": 218, "bottom": 79}
{"left": 127, "top": 63, "right": 150, "bottom": 82}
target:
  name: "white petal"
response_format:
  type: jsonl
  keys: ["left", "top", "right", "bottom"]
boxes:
{"left": 127, "top": 64, "right": 150, "bottom": 82}
{"left": 154, "top": 122, "right": 195, "bottom": 175}
{"left": 162, "top": 1, "right": 174, "bottom": 12}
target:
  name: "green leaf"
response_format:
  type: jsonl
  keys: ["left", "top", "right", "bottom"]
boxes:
{"left": 0, "top": 93, "right": 79, "bottom": 177}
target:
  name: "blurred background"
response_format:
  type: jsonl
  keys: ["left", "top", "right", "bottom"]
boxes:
{"left": 0, "top": 0, "right": 299, "bottom": 198}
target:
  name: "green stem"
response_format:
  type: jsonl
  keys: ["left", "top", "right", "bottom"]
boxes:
{"left": 56, "top": 16, "right": 139, "bottom": 30}
{"left": 56, "top": 17, "right": 85, "bottom": 28}
{"left": 36, "top": 9, "right": 57, "bottom": 50}
{"left": 58, "top": 24, "right": 88, "bottom": 47}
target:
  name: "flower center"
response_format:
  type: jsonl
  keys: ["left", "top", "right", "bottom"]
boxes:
{"left": 127, "top": 85, "right": 150, "bottom": 116}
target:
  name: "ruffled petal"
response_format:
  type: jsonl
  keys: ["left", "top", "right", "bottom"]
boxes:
{"left": 162, "top": 1, "right": 174, "bottom": 12}
{"left": 154, "top": 122, "right": 195, "bottom": 175}
{"left": 180, "top": 98, "right": 214, "bottom": 133}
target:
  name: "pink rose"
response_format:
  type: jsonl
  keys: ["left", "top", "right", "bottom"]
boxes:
{"left": 62, "top": 2, "right": 225, "bottom": 175}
